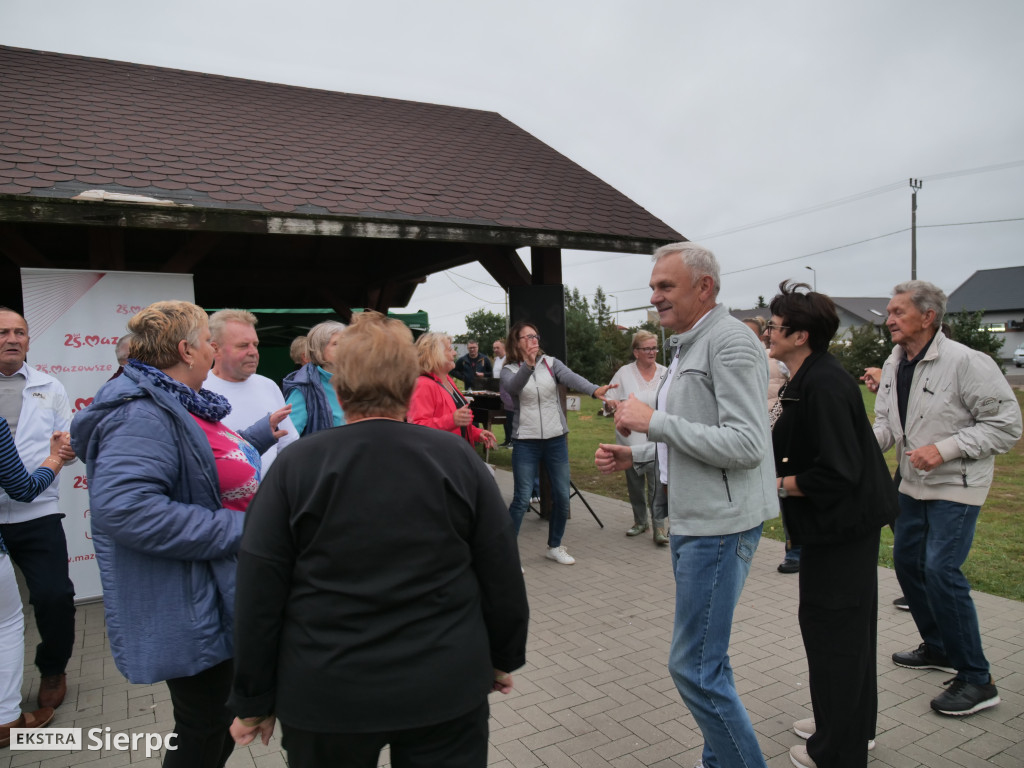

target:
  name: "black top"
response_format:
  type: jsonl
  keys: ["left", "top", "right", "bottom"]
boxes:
{"left": 454, "top": 353, "right": 493, "bottom": 390}
{"left": 772, "top": 351, "right": 898, "bottom": 545}
{"left": 228, "top": 419, "right": 528, "bottom": 732}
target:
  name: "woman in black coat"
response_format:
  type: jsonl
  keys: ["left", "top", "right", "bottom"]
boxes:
{"left": 766, "top": 281, "right": 897, "bottom": 768}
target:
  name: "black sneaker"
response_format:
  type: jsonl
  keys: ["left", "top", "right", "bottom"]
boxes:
{"left": 930, "top": 677, "right": 1000, "bottom": 716}
{"left": 893, "top": 596, "right": 910, "bottom": 610}
{"left": 892, "top": 643, "right": 957, "bottom": 673}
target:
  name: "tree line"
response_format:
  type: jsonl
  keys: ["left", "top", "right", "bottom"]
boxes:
{"left": 451, "top": 290, "right": 1007, "bottom": 384}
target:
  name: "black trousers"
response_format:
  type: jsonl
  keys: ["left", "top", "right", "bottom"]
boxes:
{"left": 799, "top": 530, "right": 879, "bottom": 768}
{"left": 281, "top": 700, "right": 490, "bottom": 768}
{"left": 163, "top": 659, "right": 235, "bottom": 768}
{"left": 0, "top": 515, "right": 76, "bottom": 675}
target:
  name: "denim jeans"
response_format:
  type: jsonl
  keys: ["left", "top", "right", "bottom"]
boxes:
{"left": 893, "top": 494, "right": 989, "bottom": 684}
{"left": 508, "top": 435, "right": 571, "bottom": 548}
{"left": 668, "top": 525, "right": 766, "bottom": 768}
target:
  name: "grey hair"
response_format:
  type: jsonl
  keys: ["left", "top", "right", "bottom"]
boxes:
{"left": 306, "top": 320, "right": 347, "bottom": 366}
{"left": 892, "top": 280, "right": 947, "bottom": 329}
{"left": 653, "top": 242, "right": 721, "bottom": 297}
{"left": 208, "top": 309, "right": 258, "bottom": 342}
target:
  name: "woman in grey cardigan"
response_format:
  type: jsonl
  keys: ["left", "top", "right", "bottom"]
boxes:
{"left": 500, "top": 321, "right": 616, "bottom": 565}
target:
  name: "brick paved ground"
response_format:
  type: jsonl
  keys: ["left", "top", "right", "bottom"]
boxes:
{"left": 5, "top": 468, "right": 1022, "bottom": 767}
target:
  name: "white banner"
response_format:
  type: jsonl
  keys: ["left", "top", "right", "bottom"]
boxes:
{"left": 21, "top": 268, "right": 194, "bottom": 601}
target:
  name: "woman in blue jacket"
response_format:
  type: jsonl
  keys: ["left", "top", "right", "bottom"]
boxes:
{"left": 282, "top": 320, "right": 346, "bottom": 435}
{"left": 71, "top": 301, "right": 288, "bottom": 768}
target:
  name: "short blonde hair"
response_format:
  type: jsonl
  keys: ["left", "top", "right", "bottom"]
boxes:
{"left": 208, "top": 309, "right": 257, "bottom": 342}
{"left": 331, "top": 312, "right": 417, "bottom": 420}
{"left": 306, "top": 321, "right": 347, "bottom": 367}
{"left": 128, "top": 301, "right": 208, "bottom": 370}
{"left": 631, "top": 330, "right": 657, "bottom": 350}
{"left": 742, "top": 316, "right": 767, "bottom": 335}
{"left": 289, "top": 335, "right": 308, "bottom": 365}
{"left": 415, "top": 332, "right": 452, "bottom": 374}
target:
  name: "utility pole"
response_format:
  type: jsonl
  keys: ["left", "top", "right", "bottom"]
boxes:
{"left": 910, "top": 178, "right": 923, "bottom": 280}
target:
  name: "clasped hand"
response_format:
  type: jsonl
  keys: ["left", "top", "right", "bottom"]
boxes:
{"left": 612, "top": 394, "right": 653, "bottom": 438}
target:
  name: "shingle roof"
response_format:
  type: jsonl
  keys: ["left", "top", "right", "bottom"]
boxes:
{"left": 947, "top": 267, "right": 1024, "bottom": 313}
{"left": 729, "top": 297, "right": 890, "bottom": 325}
{"left": 0, "top": 46, "right": 681, "bottom": 245}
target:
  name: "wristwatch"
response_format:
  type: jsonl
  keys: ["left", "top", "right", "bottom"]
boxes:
{"left": 777, "top": 478, "right": 789, "bottom": 499}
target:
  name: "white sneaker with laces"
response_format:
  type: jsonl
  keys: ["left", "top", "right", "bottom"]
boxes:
{"left": 545, "top": 546, "right": 576, "bottom": 565}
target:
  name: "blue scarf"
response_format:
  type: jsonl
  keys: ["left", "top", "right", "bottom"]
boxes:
{"left": 127, "top": 360, "right": 232, "bottom": 422}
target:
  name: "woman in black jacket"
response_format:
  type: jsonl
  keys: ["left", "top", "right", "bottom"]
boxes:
{"left": 766, "top": 281, "right": 897, "bottom": 768}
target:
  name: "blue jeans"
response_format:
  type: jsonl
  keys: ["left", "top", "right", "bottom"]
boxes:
{"left": 669, "top": 526, "right": 766, "bottom": 768}
{"left": 893, "top": 494, "right": 989, "bottom": 684}
{"left": 509, "top": 436, "right": 571, "bottom": 548}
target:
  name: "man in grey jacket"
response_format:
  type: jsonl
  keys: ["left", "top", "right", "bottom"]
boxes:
{"left": 872, "top": 280, "right": 1021, "bottom": 717}
{"left": 596, "top": 243, "right": 777, "bottom": 768}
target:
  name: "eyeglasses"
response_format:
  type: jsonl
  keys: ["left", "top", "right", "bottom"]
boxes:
{"left": 764, "top": 324, "right": 790, "bottom": 335}
{"left": 636, "top": 347, "right": 658, "bottom": 353}
{"left": 518, "top": 334, "right": 540, "bottom": 341}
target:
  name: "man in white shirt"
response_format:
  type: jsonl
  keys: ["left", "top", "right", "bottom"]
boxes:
{"left": 0, "top": 308, "right": 76, "bottom": 710}
{"left": 204, "top": 310, "right": 297, "bottom": 474}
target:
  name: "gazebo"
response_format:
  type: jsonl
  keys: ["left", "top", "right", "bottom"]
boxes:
{"left": 0, "top": 45, "right": 682, "bottom": 335}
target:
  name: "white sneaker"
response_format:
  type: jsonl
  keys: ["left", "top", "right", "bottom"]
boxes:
{"left": 545, "top": 546, "right": 575, "bottom": 565}
{"left": 793, "top": 718, "right": 875, "bottom": 750}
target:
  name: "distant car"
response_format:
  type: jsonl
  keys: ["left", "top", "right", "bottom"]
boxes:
{"left": 1014, "top": 344, "right": 1024, "bottom": 368}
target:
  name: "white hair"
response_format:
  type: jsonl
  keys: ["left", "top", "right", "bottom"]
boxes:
{"left": 893, "top": 280, "right": 947, "bottom": 329}
{"left": 653, "top": 242, "right": 721, "bottom": 297}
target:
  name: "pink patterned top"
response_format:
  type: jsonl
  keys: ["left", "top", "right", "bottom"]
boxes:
{"left": 191, "top": 415, "right": 261, "bottom": 511}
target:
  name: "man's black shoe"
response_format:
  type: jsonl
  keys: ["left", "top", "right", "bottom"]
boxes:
{"left": 777, "top": 560, "right": 800, "bottom": 574}
{"left": 893, "top": 596, "right": 910, "bottom": 610}
{"left": 892, "top": 643, "right": 956, "bottom": 674}
{"left": 930, "top": 677, "right": 1000, "bottom": 716}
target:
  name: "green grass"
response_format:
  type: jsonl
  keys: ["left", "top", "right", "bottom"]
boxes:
{"left": 483, "top": 388, "right": 1024, "bottom": 602}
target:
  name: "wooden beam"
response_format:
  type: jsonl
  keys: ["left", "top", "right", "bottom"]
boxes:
{"left": 0, "top": 198, "right": 677, "bottom": 256}
{"left": 531, "top": 247, "right": 562, "bottom": 285}
{"left": 0, "top": 224, "right": 53, "bottom": 268}
{"left": 88, "top": 228, "right": 125, "bottom": 270}
{"left": 478, "top": 245, "right": 530, "bottom": 288}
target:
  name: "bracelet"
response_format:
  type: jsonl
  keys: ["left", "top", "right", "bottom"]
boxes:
{"left": 42, "top": 457, "right": 63, "bottom": 466}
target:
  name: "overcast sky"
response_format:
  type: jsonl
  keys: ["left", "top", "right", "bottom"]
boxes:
{"left": 3, "top": 0, "right": 1022, "bottom": 335}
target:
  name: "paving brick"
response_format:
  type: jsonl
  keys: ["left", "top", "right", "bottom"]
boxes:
{"left": 8, "top": 469, "right": 1022, "bottom": 768}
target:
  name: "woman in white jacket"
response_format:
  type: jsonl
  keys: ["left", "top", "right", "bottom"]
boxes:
{"left": 500, "top": 321, "right": 616, "bottom": 565}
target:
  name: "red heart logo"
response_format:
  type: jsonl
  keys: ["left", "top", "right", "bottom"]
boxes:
{"left": 74, "top": 397, "right": 94, "bottom": 412}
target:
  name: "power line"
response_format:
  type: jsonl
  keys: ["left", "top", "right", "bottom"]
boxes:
{"left": 428, "top": 214, "right": 1024, "bottom": 318}
{"left": 694, "top": 160, "right": 1024, "bottom": 241}
{"left": 717, "top": 216, "right": 1024, "bottom": 276}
